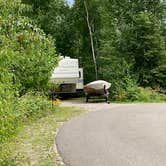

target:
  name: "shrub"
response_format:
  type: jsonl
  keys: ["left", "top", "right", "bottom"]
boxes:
{"left": 0, "top": 91, "right": 17, "bottom": 143}
{"left": 0, "top": 0, "right": 58, "bottom": 95}
{"left": 135, "top": 87, "right": 166, "bottom": 102}
{"left": 109, "top": 72, "right": 166, "bottom": 102}
{"left": 0, "top": 0, "right": 58, "bottom": 143}
{"left": 110, "top": 74, "right": 139, "bottom": 101}
{"left": 117, "top": 86, "right": 166, "bottom": 102}
{"left": 15, "top": 92, "right": 53, "bottom": 120}
{"left": 0, "top": 92, "right": 54, "bottom": 143}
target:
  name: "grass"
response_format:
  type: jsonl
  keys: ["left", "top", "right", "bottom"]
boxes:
{"left": 0, "top": 107, "right": 85, "bottom": 166}
{"left": 65, "top": 96, "right": 166, "bottom": 104}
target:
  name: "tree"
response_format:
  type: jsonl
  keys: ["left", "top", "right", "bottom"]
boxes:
{"left": 20, "top": 0, "right": 166, "bottom": 94}
{"left": 0, "top": 0, "right": 58, "bottom": 94}
{"left": 0, "top": 0, "right": 58, "bottom": 142}
{"left": 70, "top": 0, "right": 101, "bottom": 82}
{"left": 84, "top": 0, "right": 98, "bottom": 80}
{"left": 106, "top": 0, "right": 166, "bottom": 89}
{"left": 22, "top": 0, "right": 74, "bottom": 56}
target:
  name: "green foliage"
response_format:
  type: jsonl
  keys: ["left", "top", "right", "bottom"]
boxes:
{"left": 15, "top": 92, "right": 53, "bottom": 120}
{"left": 135, "top": 88, "right": 166, "bottom": 102}
{"left": 115, "top": 86, "right": 166, "bottom": 102}
{"left": 1, "top": 0, "right": 166, "bottom": 158}
{"left": 0, "top": 92, "right": 17, "bottom": 143}
{"left": 0, "top": 92, "right": 53, "bottom": 143}
{"left": 21, "top": 0, "right": 166, "bottom": 97}
{"left": 0, "top": 0, "right": 58, "bottom": 143}
{"left": 70, "top": 0, "right": 166, "bottom": 95}
{"left": 113, "top": 76, "right": 139, "bottom": 102}
{"left": 151, "top": 61, "right": 166, "bottom": 89}
{"left": 0, "top": 107, "right": 85, "bottom": 166}
{"left": 0, "top": 16, "right": 57, "bottom": 94}
{"left": 22, "top": 0, "right": 74, "bottom": 57}
{"left": 120, "top": 12, "right": 165, "bottom": 87}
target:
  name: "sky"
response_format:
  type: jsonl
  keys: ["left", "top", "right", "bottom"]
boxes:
{"left": 66, "top": 0, "right": 74, "bottom": 6}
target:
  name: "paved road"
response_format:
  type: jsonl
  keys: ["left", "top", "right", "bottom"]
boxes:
{"left": 56, "top": 103, "right": 166, "bottom": 166}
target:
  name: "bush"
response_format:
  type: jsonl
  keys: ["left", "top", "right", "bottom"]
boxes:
{"left": 0, "top": 92, "right": 54, "bottom": 143}
{"left": 110, "top": 77, "right": 166, "bottom": 102}
{"left": 135, "top": 87, "right": 166, "bottom": 102}
{"left": 15, "top": 92, "right": 53, "bottom": 120}
{"left": 0, "top": 0, "right": 58, "bottom": 95}
{"left": 109, "top": 74, "right": 139, "bottom": 101}
{"left": 0, "top": 0, "right": 58, "bottom": 143}
{"left": 115, "top": 86, "right": 166, "bottom": 102}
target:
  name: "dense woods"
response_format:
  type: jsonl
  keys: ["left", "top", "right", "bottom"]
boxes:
{"left": 27, "top": 0, "right": 166, "bottom": 99}
{"left": 70, "top": 0, "right": 166, "bottom": 98}
{"left": 0, "top": 0, "right": 166, "bottom": 147}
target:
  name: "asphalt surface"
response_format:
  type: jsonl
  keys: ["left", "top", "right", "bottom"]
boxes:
{"left": 56, "top": 104, "right": 166, "bottom": 166}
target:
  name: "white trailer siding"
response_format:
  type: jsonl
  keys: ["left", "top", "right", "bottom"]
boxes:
{"left": 51, "top": 57, "right": 79, "bottom": 84}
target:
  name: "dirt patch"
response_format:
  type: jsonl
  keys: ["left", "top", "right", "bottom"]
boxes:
{"left": 60, "top": 99, "right": 135, "bottom": 112}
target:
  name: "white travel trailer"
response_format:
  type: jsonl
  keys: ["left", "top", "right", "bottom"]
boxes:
{"left": 51, "top": 56, "right": 84, "bottom": 93}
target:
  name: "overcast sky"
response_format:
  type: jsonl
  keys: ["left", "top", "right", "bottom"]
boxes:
{"left": 66, "top": 0, "right": 74, "bottom": 6}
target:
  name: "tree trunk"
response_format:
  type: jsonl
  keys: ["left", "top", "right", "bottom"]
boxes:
{"left": 84, "top": 0, "right": 98, "bottom": 80}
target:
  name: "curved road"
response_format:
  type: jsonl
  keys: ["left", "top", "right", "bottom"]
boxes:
{"left": 56, "top": 103, "right": 166, "bottom": 166}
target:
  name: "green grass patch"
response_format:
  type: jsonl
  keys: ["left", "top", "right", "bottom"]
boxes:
{"left": 111, "top": 87, "right": 166, "bottom": 103}
{"left": 0, "top": 107, "right": 85, "bottom": 166}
